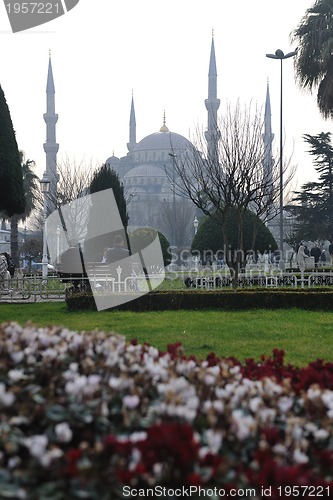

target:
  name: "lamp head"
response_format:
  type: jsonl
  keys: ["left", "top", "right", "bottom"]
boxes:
{"left": 40, "top": 171, "right": 50, "bottom": 193}
{"left": 275, "top": 49, "right": 284, "bottom": 58}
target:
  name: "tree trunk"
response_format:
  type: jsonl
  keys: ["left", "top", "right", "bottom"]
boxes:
{"left": 222, "top": 227, "right": 239, "bottom": 290}
{"left": 10, "top": 215, "right": 19, "bottom": 266}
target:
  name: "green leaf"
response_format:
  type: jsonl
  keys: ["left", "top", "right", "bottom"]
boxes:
{"left": 46, "top": 405, "right": 69, "bottom": 422}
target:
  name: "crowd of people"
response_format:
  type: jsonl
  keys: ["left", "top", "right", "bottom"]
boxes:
{"left": 297, "top": 241, "right": 330, "bottom": 270}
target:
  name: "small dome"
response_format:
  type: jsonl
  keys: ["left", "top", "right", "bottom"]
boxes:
{"left": 105, "top": 153, "right": 120, "bottom": 167}
{"left": 123, "top": 164, "right": 167, "bottom": 180}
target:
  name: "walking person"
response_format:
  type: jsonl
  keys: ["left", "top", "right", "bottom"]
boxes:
{"left": 310, "top": 243, "right": 321, "bottom": 268}
{"left": 329, "top": 241, "right": 333, "bottom": 266}
{"left": 297, "top": 243, "right": 308, "bottom": 273}
{"left": 321, "top": 249, "right": 327, "bottom": 266}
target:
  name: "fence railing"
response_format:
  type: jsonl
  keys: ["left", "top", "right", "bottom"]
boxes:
{"left": 2, "top": 269, "right": 333, "bottom": 303}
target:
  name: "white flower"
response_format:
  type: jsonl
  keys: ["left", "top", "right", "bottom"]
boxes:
{"left": 258, "top": 408, "right": 276, "bottom": 425}
{"left": 10, "top": 351, "right": 24, "bottom": 364}
{"left": 26, "top": 355, "right": 36, "bottom": 365}
{"left": 83, "top": 374, "right": 102, "bottom": 396}
{"left": 293, "top": 448, "right": 309, "bottom": 464}
{"left": 23, "top": 434, "right": 48, "bottom": 459}
{"left": 55, "top": 422, "right": 73, "bottom": 443}
{"left": 123, "top": 394, "right": 140, "bottom": 409}
{"left": 204, "top": 374, "right": 216, "bottom": 386}
{"left": 204, "top": 429, "right": 223, "bottom": 454}
{"left": 212, "top": 400, "right": 224, "bottom": 413}
{"left": 0, "top": 383, "right": 15, "bottom": 407}
{"left": 40, "top": 448, "right": 63, "bottom": 468}
{"left": 249, "top": 397, "right": 262, "bottom": 413}
{"left": 304, "top": 422, "right": 318, "bottom": 434}
{"left": 129, "top": 447, "right": 142, "bottom": 471}
{"left": 314, "top": 428, "right": 329, "bottom": 441}
{"left": 8, "top": 369, "right": 26, "bottom": 382}
{"left": 129, "top": 431, "right": 147, "bottom": 443}
{"left": 153, "top": 462, "right": 163, "bottom": 477}
{"left": 108, "top": 376, "right": 121, "bottom": 389}
{"left": 101, "top": 401, "right": 109, "bottom": 417}
{"left": 322, "top": 390, "right": 333, "bottom": 410}
{"left": 8, "top": 456, "right": 21, "bottom": 469}
{"left": 292, "top": 425, "right": 303, "bottom": 442}
{"left": 278, "top": 396, "right": 293, "bottom": 414}
{"left": 307, "top": 387, "right": 322, "bottom": 401}
{"left": 9, "top": 416, "right": 29, "bottom": 426}
{"left": 273, "top": 444, "right": 287, "bottom": 455}
{"left": 232, "top": 410, "right": 255, "bottom": 441}
{"left": 42, "top": 348, "right": 58, "bottom": 360}
{"left": 65, "top": 375, "right": 87, "bottom": 396}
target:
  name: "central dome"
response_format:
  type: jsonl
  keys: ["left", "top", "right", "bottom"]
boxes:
{"left": 133, "top": 130, "right": 193, "bottom": 153}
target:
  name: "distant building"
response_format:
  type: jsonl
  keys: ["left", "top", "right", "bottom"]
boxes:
{"left": 0, "top": 228, "right": 10, "bottom": 254}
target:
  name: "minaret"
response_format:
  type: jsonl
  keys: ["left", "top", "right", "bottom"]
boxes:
{"left": 205, "top": 31, "right": 220, "bottom": 163}
{"left": 262, "top": 80, "right": 274, "bottom": 188}
{"left": 127, "top": 92, "right": 136, "bottom": 152}
{"left": 43, "top": 52, "right": 59, "bottom": 212}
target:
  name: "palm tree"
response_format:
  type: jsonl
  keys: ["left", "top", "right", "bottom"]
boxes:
{"left": 291, "top": 0, "right": 333, "bottom": 118}
{"left": 10, "top": 154, "right": 40, "bottom": 266}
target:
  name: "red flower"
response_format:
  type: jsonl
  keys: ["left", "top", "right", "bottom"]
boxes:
{"left": 185, "top": 472, "right": 203, "bottom": 486}
{"left": 138, "top": 422, "right": 198, "bottom": 472}
{"left": 63, "top": 448, "right": 82, "bottom": 477}
{"left": 261, "top": 426, "right": 284, "bottom": 446}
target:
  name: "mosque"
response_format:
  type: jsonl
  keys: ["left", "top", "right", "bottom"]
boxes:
{"left": 43, "top": 36, "right": 275, "bottom": 248}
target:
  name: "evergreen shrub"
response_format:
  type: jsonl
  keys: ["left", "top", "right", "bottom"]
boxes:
{"left": 65, "top": 289, "right": 333, "bottom": 312}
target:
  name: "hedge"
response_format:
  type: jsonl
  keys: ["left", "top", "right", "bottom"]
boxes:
{"left": 65, "top": 289, "right": 333, "bottom": 312}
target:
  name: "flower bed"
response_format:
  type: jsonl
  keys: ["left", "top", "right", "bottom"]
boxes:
{"left": 0, "top": 322, "right": 333, "bottom": 499}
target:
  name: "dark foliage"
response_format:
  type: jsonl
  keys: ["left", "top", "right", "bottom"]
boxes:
{"left": 0, "top": 86, "right": 25, "bottom": 216}
{"left": 191, "top": 209, "right": 277, "bottom": 262}
{"left": 128, "top": 227, "right": 171, "bottom": 266}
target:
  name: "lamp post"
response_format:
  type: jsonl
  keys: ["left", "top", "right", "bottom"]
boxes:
{"left": 266, "top": 48, "right": 297, "bottom": 271}
{"left": 193, "top": 216, "right": 199, "bottom": 235}
{"left": 56, "top": 226, "right": 61, "bottom": 265}
{"left": 39, "top": 171, "right": 50, "bottom": 280}
{"left": 168, "top": 153, "right": 177, "bottom": 247}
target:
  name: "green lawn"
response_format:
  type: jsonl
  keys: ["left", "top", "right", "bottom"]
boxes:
{"left": 0, "top": 302, "right": 332, "bottom": 366}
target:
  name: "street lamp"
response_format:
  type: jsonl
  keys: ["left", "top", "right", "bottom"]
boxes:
{"left": 193, "top": 216, "right": 199, "bottom": 235}
{"left": 266, "top": 48, "right": 297, "bottom": 271}
{"left": 39, "top": 171, "right": 50, "bottom": 280}
{"left": 168, "top": 153, "right": 177, "bottom": 247}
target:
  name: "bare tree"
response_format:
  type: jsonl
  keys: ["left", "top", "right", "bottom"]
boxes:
{"left": 157, "top": 197, "right": 196, "bottom": 248}
{"left": 54, "top": 156, "right": 94, "bottom": 207}
{"left": 169, "top": 100, "right": 294, "bottom": 288}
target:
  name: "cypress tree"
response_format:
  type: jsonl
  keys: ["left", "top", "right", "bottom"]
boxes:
{"left": 84, "top": 164, "right": 129, "bottom": 260}
{"left": 0, "top": 85, "right": 25, "bottom": 216}
{"left": 89, "top": 164, "right": 128, "bottom": 229}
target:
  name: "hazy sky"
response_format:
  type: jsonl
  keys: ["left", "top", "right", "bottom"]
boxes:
{"left": 0, "top": 0, "right": 329, "bottom": 193}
